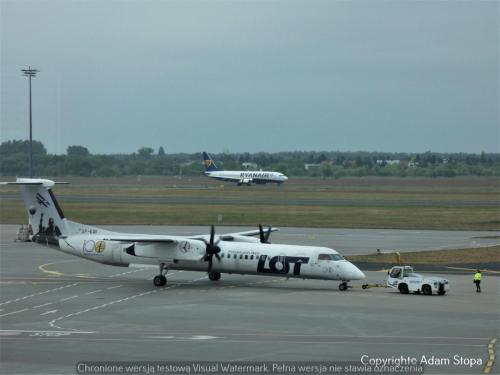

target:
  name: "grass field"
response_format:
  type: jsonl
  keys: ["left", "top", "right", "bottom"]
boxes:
{"left": 1, "top": 176, "right": 499, "bottom": 230}
{"left": 347, "top": 245, "right": 500, "bottom": 265}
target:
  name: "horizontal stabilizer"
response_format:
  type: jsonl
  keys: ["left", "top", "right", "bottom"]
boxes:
{"left": 0, "top": 179, "right": 68, "bottom": 187}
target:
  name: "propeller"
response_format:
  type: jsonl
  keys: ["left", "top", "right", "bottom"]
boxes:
{"left": 201, "top": 225, "right": 221, "bottom": 272}
{"left": 259, "top": 224, "right": 272, "bottom": 244}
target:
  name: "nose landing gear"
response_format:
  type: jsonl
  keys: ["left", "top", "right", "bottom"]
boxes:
{"left": 338, "top": 281, "right": 349, "bottom": 291}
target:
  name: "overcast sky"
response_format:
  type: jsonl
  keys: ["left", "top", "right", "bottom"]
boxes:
{"left": 1, "top": 0, "right": 498, "bottom": 155}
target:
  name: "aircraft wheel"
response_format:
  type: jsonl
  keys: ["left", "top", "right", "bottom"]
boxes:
{"left": 398, "top": 284, "right": 409, "bottom": 294}
{"left": 153, "top": 275, "right": 167, "bottom": 287}
{"left": 338, "top": 282, "right": 348, "bottom": 291}
{"left": 422, "top": 284, "right": 432, "bottom": 295}
{"left": 208, "top": 272, "right": 221, "bottom": 281}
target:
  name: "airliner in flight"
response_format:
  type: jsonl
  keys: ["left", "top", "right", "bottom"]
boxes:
{"left": 202, "top": 152, "right": 288, "bottom": 186}
{"left": 2, "top": 178, "right": 364, "bottom": 290}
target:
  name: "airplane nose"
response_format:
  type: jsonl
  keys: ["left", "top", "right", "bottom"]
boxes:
{"left": 346, "top": 262, "right": 366, "bottom": 280}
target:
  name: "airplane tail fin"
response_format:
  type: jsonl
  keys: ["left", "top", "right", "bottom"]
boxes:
{"left": 2, "top": 179, "right": 74, "bottom": 242}
{"left": 202, "top": 152, "right": 219, "bottom": 172}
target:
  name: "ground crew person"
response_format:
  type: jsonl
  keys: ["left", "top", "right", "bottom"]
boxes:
{"left": 473, "top": 270, "right": 481, "bottom": 292}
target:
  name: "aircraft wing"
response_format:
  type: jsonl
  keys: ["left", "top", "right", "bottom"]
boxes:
{"left": 188, "top": 227, "right": 278, "bottom": 242}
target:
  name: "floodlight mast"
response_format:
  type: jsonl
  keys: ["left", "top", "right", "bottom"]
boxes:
{"left": 21, "top": 66, "right": 39, "bottom": 178}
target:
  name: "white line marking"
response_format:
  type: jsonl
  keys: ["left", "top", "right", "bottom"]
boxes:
{"left": 0, "top": 308, "right": 29, "bottom": 317}
{"left": 60, "top": 295, "right": 78, "bottom": 302}
{"left": 109, "top": 268, "right": 148, "bottom": 278}
{"left": 0, "top": 329, "right": 93, "bottom": 334}
{"left": 40, "top": 310, "right": 58, "bottom": 316}
{"left": 48, "top": 272, "right": 192, "bottom": 330}
{"left": 0, "top": 283, "right": 78, "bottom": 306}
{"left": 84, "top": 290, "right": 102, "bottom": 295}
{"left": 106, "top": 285, "right": 122, "bottom": 290}
{"left": 33, "top": 302, "right": 53, "bottom": 309}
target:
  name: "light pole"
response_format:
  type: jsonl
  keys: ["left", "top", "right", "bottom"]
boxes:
{"left": 21, "top": 66, "right": 39, "bottom": 178}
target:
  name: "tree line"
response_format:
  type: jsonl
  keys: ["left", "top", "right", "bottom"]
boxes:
{"left": 1, "top": 140, "right": 499, "bottom": 178}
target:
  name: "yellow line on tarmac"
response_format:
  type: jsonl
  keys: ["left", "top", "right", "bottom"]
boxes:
{"left": 38, "top": 260, "right": 95, "bottom": 279}
{"left": 484, "top": 337, "right": 497, "bottom": 374}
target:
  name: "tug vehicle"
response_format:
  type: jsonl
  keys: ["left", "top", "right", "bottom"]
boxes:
{"left": 386, "top": 265, "right": 449, "bottom": 295}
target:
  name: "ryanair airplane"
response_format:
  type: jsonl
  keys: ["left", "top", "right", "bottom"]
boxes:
{"left": 202, "top": 152, "right": 288, "bottom": 186}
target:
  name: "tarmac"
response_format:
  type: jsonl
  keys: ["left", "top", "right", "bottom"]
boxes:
{"left": 0, "top": 225, "right": 499, "bottom": 375}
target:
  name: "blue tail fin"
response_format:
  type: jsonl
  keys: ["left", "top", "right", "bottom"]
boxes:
{"left": 202, "top": 152, "right": 219, "bottom": 171}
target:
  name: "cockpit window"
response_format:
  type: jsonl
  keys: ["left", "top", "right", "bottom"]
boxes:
{"left": 390, "top": 269, "right": 401, "bottom": 278}
{"left": 318, "top": 253, "right": 344, "bottom": 261}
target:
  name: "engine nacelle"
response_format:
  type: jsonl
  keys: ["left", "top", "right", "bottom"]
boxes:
{"left": 238, "top": 178, "right": 252, "bottom": 185}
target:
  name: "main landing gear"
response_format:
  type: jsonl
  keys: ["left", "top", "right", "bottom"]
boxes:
{"left": 338, "top": 281, "right": 349, "bottom": 291}
{"left": 153, "top": 262, "right": 169, "bottom": 287}
{"left": 208, "top": 271, "right": 221, "bottom": 281}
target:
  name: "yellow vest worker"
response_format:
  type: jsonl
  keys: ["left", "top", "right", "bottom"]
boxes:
{"left": 473, "top": 270, "right": 481, "bottom": 292}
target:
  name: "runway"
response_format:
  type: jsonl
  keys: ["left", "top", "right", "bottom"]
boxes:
{"left": 2, "top": 192, "right": 496, "bottom": 208}
{"left": 0, "top": 226, "right": 498, "bottom": 374}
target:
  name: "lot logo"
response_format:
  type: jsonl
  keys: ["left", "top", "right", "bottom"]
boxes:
{"left": 257, "top": 255, "right": 309, "bottom": 276}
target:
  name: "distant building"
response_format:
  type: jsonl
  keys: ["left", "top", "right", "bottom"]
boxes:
{"left": 304, "top": 163, "right": 321, "bottom": 170}
{"left": 376, "top": 159, "right": 401, "bottom": 166}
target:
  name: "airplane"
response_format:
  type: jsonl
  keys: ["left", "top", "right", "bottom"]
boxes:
{"left": 2, "top": 178, "right": 365, "bottom": 290}
{"left": 202, "top": 152, "right": 288, "bottom": 186}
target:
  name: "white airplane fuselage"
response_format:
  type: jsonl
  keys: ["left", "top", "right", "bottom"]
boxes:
{"left": 53, "top": 232, "right": 364, "bottom": 281}
{"left": 7, "top": 178, "right": 364, "bottom": 289}
{"left": 204, "top": 170, "right": 288, "bottom": 185}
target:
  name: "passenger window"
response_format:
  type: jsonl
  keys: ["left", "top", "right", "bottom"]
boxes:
{"left": 250, "top": 255, "right": 254, "bottom": 260}
{"left": 239, "top": 254, "right": 243, "bottom": 259}
{"left": 244, "top": 255, "right": 248, "bottom": 260}
{"left": 233, "top": 254, "right": 237, "bottom": 259}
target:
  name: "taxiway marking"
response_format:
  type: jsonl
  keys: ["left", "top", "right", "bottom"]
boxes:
{"left": 84, "top": 290, "right": 102, "bottom": 295}
{"left": 48, "top": 272, "right": 202, "bottom": 330}
{"left": 484, "top": 337, "right": 497, "bottom": 374}
{"left": 0, "top": 329, "right": 93, "bottom": 335}
{"left": 40, "top": 310, "right": 58, "bottom": 316}
{"left": 33, "top": 302, "right": 53, "bottom": 309}
{"left": 60, "top": 295, "right": 78, "bottom": 302}
{"left": 0, "top": 308, "right": 29, "bottom": 317}
{"left": 0, "top": 283, "right": 78, "bottom": 306}
{"left": 109, "top": 268, "right": 148, "bottom": 278}
{"left": 38, "top": 260, "right": 93, "bottom": 278}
